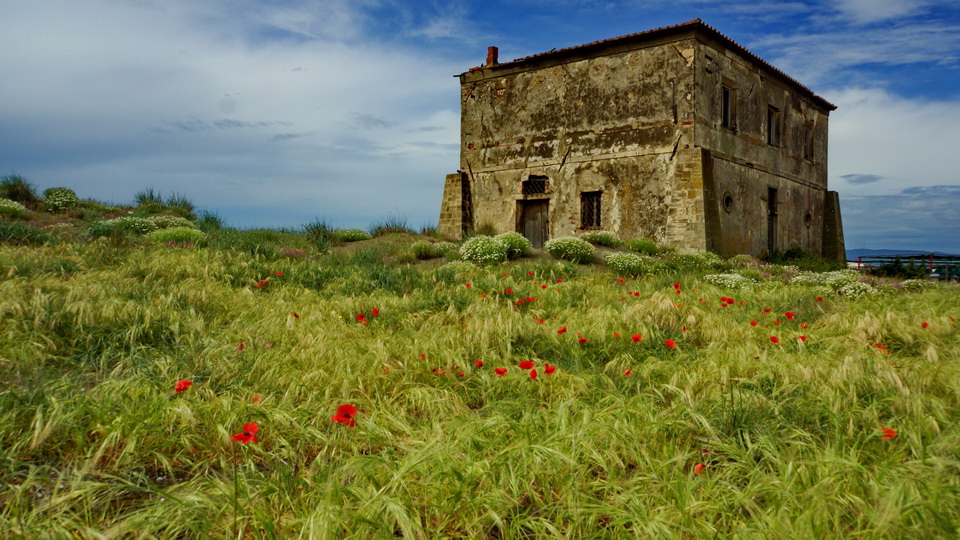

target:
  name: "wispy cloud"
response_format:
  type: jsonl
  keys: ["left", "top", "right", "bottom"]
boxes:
{"left": 841, "top": 174, "right": 885, "bottom": 185}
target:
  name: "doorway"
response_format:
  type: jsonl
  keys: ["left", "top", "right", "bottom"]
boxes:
{"left": 767, "top": 187, "right": 778, "bottom": 255}
{"left": 518, "top": 200, "right": 549, "bottom": 248}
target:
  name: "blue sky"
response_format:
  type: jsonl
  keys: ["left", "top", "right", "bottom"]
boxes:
{"left": 2, "top": 0, "right": 959, "bottom": 252}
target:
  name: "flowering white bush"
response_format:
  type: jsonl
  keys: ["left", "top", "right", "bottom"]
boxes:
{"left": 42, "top": 187, "right": 79, "bottom": 212}
{"left": 0, "top": 198, "right": 28, "bottom": 218}
{"left": 579, "top": 231, "right": 620, "bottom": 247}
{"left": 791, "top": 270, "right": 860, "bottom": 290}
{"left": 604, "top": 252, "right": 657, "bottom": 276}
{"left": 459, "top": 235, "right": 508, "bottom": 264}
{"left": 88, "top": 216, "right": 157, "bottom": 236}
{"left": 838, "top": 281, "right": 877, "bottom": 298}
{"left": 494, "top": 232, "right": 533, "bottom": 259}
{"left": 669, "top": 250, "right": 726, "bottom": 271}
{"left": 544, "top": 237, "right": 595, "bottom": 263}
{"left": 704, "top": 273, "right": 755, "bottom": 290}
{"left": 336, "top": 228, "right": 371, "bottom": 242}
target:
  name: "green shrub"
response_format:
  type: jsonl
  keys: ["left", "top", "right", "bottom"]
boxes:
{"left": 767, "top": 247, "right": 844, "bottom": 272}
{"left": 0, "top": 175, "right": 41, "bottom": 209}
{"left": 412, "top": 240, "right": 441, "bottom": 260}
{"left": 134, "top": 187, "right": 163, "bottom": 207}
{"left": 147, "top": 227, "right": 206, "bottom": 246}
{"left": 370, "top": 214, "right": 411, "bottom": 236}
{"left": 0, "top": 198, "right": 29, "bottom": 219}
{"left": 459, "top": 235, "right": 508, "bottom": 264}
{"left": 580, "top": 231, "right": 620, "bottom": 247}
{"left": 624, "top": 237, "right": 662, "bottom": 255}
{"left": 0, "top": 221, "right": 51, "bottom": 245}
{"left": 148, "top": 215, "right": 196, "bottom": 230}
{"left": 603, "top": 252, "right": 658, "bottom": 276}
{"left": 336, "top": 228, "right": 372, "bottom": 242}
{"left": 196, "top": 211, "right": 225, "bottom": 232}
{"left": 544, "top": 237, "right": 595, "bottom": 263}
{"left": 42, "top": 187, "right": 80, "bottom": 212}
{"left": 495, "top": 232, "right": 533, "bottom": 259}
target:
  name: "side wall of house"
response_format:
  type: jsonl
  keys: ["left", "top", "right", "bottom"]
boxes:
{"left": 693, "top": 37, "right": 835, "bottom": 257}
{"left": 456, "top": 35, "right": 708, "bottom": 248}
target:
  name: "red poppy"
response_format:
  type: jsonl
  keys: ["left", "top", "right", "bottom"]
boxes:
{"left": 502, "top": 273, "right": 508, "bottom": 276}
{"left": 676, "top": 289, "right": 682, "bottom": 295}
{"left": 275, "top": 271, "right": 282, "bottom": 276}
{"left": 673, "top": 283, "right": 680, "bottom": 289}
{"left": 618, "top": 278, "right": 625, "bottom": 283}
{"left": 750, "top": 321, "right": 759, "bottom": 326}
{"left": 253, "top": 394, "right": 261, "bottom": 404}
{"left": 769, "top": 336, "right": 780, "bottom": 344}
{"left": 495, "top": 368, "right": 507, "bottom": 376}
{"left": 763, "top": 308, "right": 772, "bottom": 313}
{"left": 785, "top": 312, "right": 796, "bottom": 320}
{"left": 624, "top": 369, "right": 631, "bottom": 376}
{"left": 881, "top": 428, "right": 897, "bottom": 440}
{"left": 613, "top": 332, "right": 621, "bottom": 338}
{"left": 798, "top": 336, "right": 807, "bottom": 341}
{"left": 372, "top": 308, "right": 379, "bottom": 317}
{"left": 556, "top": 278, "right": 563, "bottom": 283}
{"left": 631, "top": 334, "right": 642, "bottom": 342}
{"left": 237, "top": 342, "right": 245, "bottom": 351}
{"left": 800, "top": 322, "right": 809, "bottom": 329}
{"left": 545, "top": 363, "right": 556, "bottom": 375}
{"left": 739, "top": 301, "right": 745, "bottom": 305}
{"left": 921, "top": 322, "right": 929, "bottom": 328}
{"left": 773, "top": 320, "right": 782, "bottom": 326}
{"left": 525, "top": 297, "right": 533, "bottom": 302}
{"left": 292, "top": 312, "right": 300, "bottom": 319}
{"left": 174, "top": 379, "right": 192, "bottom": 393}
{"left": 518, "top": 360, "right": 535, "bottom": 369}
{"left": 475, "top": 359, "right": 483, "bottom": 367}
{"left": 419, "top": 353, "right": 426, "bottom": 360}
{"left": 505, "top": 288, "right": 512, "bottom": 294}
{"left": 664, "top": 339, "right": 677, "bottom": 349}
{"left": 542, "top": 285, "right": 547, "bottom": 289}
{"left": 465, "top": 283, "right": 471, "bottom": 288}
{"left": 527, "top": 271, "right": 534, "bottom": 276}
{"left": 232, "top": 422, "right": 259, "bottom": 444}
{"left": 256, "top": 281, "right": 264, "bottom": 288}
{"left": 557, "top": 326, "right": 567, "bottom": 335}
{"left": 816, "top": 296, "right": 823, "bottom": 302}
{"left": 529, "top": 369, "right": 538, "bottom": 380}
{"left": 694, "top": 463, "right": 706, "bottom": 475}
{"left": 536, "top": 318, "right": 546, "bottom": 324}
{"left": 331, "top": 404, "right": 357, "bottom": 427}
{"left": 357, "top": 313, "right": 366, "bottom": 322}
{"left": 578, "top": 337, "right": 587, "bottom": 344}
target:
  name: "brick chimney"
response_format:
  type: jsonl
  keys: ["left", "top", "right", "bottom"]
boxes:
{"left": 486, "top": 46, "right": 499, "bottom": 67}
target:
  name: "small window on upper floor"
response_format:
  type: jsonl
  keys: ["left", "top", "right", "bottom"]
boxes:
{"left": 721, "top": 85, "right": 737, "bottom": 130}
{"left": 766, "top": 106, "right": 781, "bottom": 146}
{"left": 580, "top": 191, "right": 602, "bottom": 230}
{"left": 802, "top": 124, "right": 814, "bottom": 161}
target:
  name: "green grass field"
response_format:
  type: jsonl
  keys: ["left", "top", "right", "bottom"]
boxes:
{"left": 1, "top": 235, "right": 959, "bottom": 538}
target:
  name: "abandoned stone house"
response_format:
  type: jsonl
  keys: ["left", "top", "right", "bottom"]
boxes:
{"left": 438, "top": 19, "right": 845, "bottom": 260}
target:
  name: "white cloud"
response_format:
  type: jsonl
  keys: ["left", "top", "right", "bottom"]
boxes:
{"left": 827, "top": 87, "right": 960, "bottom": 197}
{"left": 833, "top": 0, "right": 934, "bottom": 24}
{"left": 0, "top": 0, "right": 463, "bottom": 227}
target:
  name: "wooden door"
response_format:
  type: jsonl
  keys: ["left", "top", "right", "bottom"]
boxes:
{"left": 767, "top": 187, "right": 778, "bottom": 255}
{"left": 519, "top": 200, "right": 549, "bottom": 248}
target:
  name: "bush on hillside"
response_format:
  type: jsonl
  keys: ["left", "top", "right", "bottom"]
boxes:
{"left": 147, "top": 227, "right": 206, "bottom": 246}
{"left": 459, "top": 235, "right": 508, "bottom": 264}
{"left": 495, "top": 232, "right": 533, "bottom": 259}
{"left": 42, "top": 187, "right": 80, "bottom": 212}
{"left": 624, "top": 237, "right": 663, "bottom": 255}
{"left": 603, "top": 252, "right": 658, "bottom": 276}
{"left": 580, "top": 231, "right": 620, "bottom": 247}
{"left": 544, "top": 237, "right": 595, "bottom": 263}
{"left": 0, "top": 198, "right": 29, "bottom": 219}
{"left": 0, "top": 175, "right": 41, "bottom": 209}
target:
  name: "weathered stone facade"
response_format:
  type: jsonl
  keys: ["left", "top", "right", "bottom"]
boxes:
{"left": 439, "top": 19, "right": 845, "bottom": 260}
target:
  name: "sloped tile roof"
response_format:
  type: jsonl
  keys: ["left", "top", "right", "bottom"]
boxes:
{"left": 466, "top": 19, "right": 835, "bottom": 111}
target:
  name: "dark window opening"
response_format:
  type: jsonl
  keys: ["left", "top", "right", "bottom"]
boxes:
{"left": 767, "top": 106, "right": 781, "bottom": 146}
{"left": 522, "top": 175, "right": 548, "bottom": 195}
{"left": 580, "top": 191, "right": 602, "bottom": 229}
{"left": 723, "top": 193, "right": 734, "bottom": 213}
{"left": 721, "top": 85, "right": 736, "bottom": 129}
{"left": 802, "top": 125, "right": 814, "bottom": 161}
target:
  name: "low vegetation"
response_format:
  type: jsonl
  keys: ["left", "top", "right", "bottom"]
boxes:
{"left": 1, "top": 182, "right": 958, "bottom": 537}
